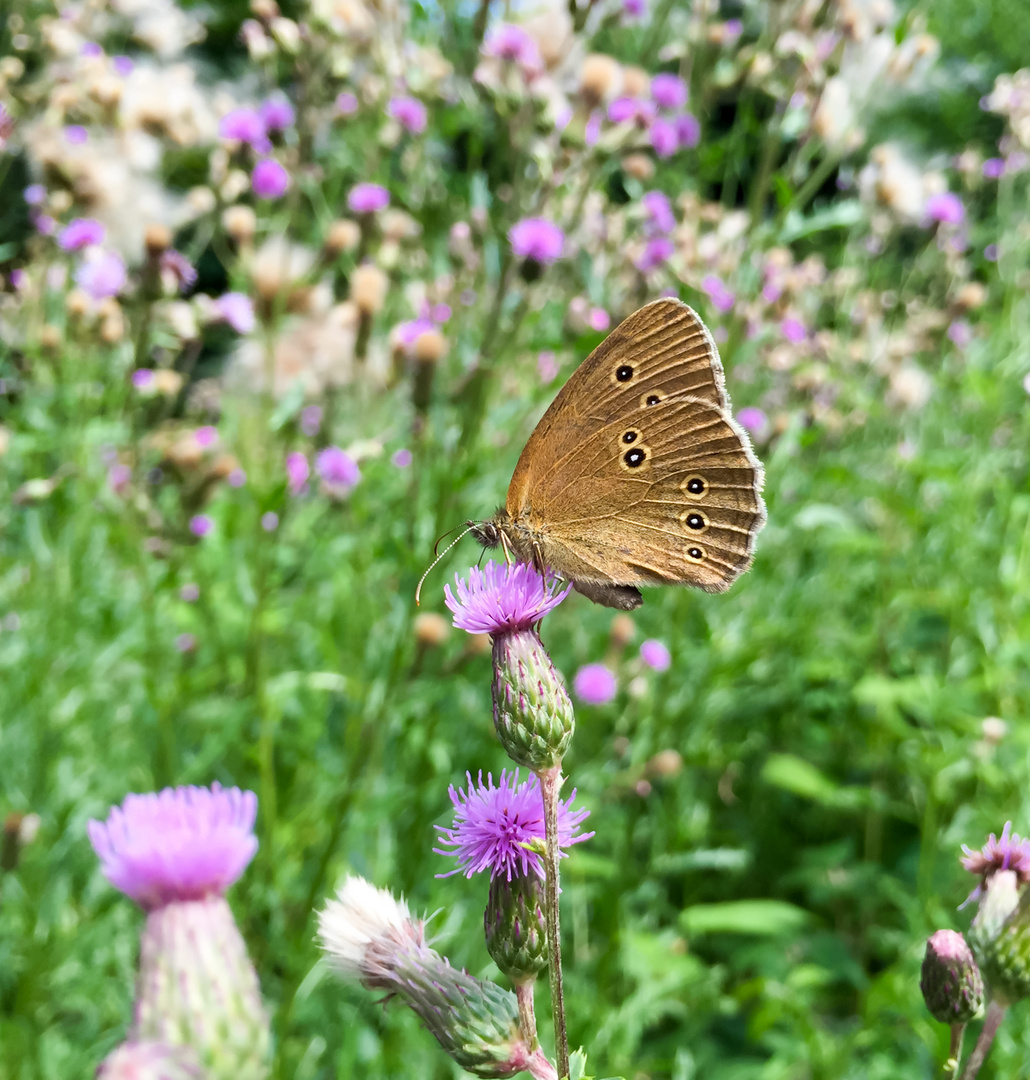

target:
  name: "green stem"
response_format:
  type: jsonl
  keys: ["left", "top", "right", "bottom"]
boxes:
{"left": 943, "top": 1022, "right": 966, "bottom": 1079}
{"left": 778, "top": 149, "right": 843, "bottom": 228}
{"left": 539, "top": 765, "right": 569, "bottom": 1080}
{"left": 958, "top": 1000, "right": 1006, "bottom": 1080}
{"left": 515, "top": 980, "right": 538, "bottom": 1045}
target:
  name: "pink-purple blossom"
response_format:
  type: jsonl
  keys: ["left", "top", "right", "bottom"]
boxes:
{"left": 650, "top": 73, "right": 687, "bottom": 111}
{"left": 961, "top": 822, "right": 1030, "bottom": 883}
{"left": 640, "top": 639, "right": 671, "bottom": 671}
{"left": 947, "top": 320, "right": 972, "bottom": 348}
{"left": 316, "top": 446, "right": 361, "bottom": 493}
{"left": 261, "top": 512, "right": 279, "bottom": 531}
{"left": 573, "top": 663, "right": 617, "bottom": 705}
{"left": 391, "top": 448, "right": 413, "bottom": 468}
{"left": 189, "top": 514, "right": 214, "bottom": 538}
{"left": 300, "top": 405, "right": 323, "bottom": 437}
{"left": 388, "top": 96, "right": 427, "bottom": 135}
{"left": 74, "top": 250, "right": 126, "bottom": 300}
{"left": 348, "top": 182, "right": 390, "bottom": 214}
{"left": 335, "top": 92, "right": 359, "bottom": 115}
{"left": 736, "top": 406, "right": 768, "bottom": 437}
{"left": 88, "top": 783, "right": 258, "bottom": 910}
{"left": 925, "top": 191, "right": 965, "bottom": 226}
{"left": 159, "top": 250, "right": 197, "bottom": 292}
{"left": 434, "top": 770, "right": 592, "bottom": 881}
{"left": 64, "top": 125, "right": 88, "bottom": 145}
{"left": 983, "top": 157, "right": 1005, "bottom": 179}
{"left": 589, "top": 308, "right": 611, "bottom": 332}
{"left": 509, "top": 217, "right": 565, "bottom": 265}
{"left": 108, "top": 463, "right": 132, "bottom": 495}
{"left": 623, "top": 0, "right": 646, "bottom": 16}
{"left": 259, "top": 95, "right": 295, "bottom": 131}
{"left": 445, "top": 561, "right": 571, "bottom": 635}
{"left": 482, "top": 23, "right": 543, "bottom": 74}
{"left": 112, "top": 56, "right": 134, "bottom": 76}
{"left": 251, "top": 158, "right": 290, "bottom": 199}
{"left": 132, "top": 369, "right": 155, "bottom": 390}
{"left": 219, "top": 107, "right": 270, "bottom": 152}
{"left": 781, "top": 316, "right": 807, "bottom": 344}
{"left": 650, "top": 117, "right": 678, "bottom": 158}
{"left": 675, "top": 113, "right": 701, "bottom": 149}
{"left": 286, "top": 451, "right": 309, "bottom": 495}
{"left": 702, "top": 274, "right": 735, "bottom": 313}
{"left": 636, "top": 237, "right": 675, "bottom": 273}
{"left": 642, "top": 190, "right": 675, "bottom": 234}
{"left": 24, "top": 184, "right": 46, "bottom": 206}
{"left": 58, "top": 217, "right": 105, "bottom": 251}
{"left": 609, "top": 97, "right": 657, "bottom": 127}
{"left": 214, "top": 292, "right": 255, "bottom": 333}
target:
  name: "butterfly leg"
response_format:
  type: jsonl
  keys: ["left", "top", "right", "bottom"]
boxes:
{"left": 573, "top": 581, "right": 643, "bottom": 610}
{"left": 531, "top": 541, "right": 547, "bottom": 577}
{"left": 498, "top": 529, "right": 513, "bottom": 566}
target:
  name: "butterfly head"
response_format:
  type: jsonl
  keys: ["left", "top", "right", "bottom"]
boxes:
{"left": 469, "top": 510, "right": 510, "bottom": 550}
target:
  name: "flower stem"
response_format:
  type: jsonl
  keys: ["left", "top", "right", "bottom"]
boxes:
{"left": 515, "top": 980, "right": 538, "bottom": 1044}
{"left": 958, "top": 1000, "right": 1007, "bottom": 1080}
{"left": 539, "top": 765, "right": 569, "bottom": 1080}
{"left": 943, "top": 1022, "right": 966, "bottom": 1078}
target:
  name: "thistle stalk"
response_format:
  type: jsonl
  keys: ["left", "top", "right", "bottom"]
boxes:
{"left": 539, "top": 765, "right": 569, "bottom": 1080}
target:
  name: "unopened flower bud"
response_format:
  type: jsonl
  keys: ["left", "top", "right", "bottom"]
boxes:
{"left": 920, "top": 930, "right": 984, "bottom": 1024}
{"left": 485, "top": 872, "right": 548, "bottom": 984}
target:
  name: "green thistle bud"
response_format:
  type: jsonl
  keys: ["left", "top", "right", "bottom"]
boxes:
{"left": 920, "top": 930, "right": 984, "bottom": 1024}
{"left": 485, "top": 872, "right": 549, "bottom": 984}
{"left": 136, "top": 897, "right": 270, "bottom": 1080}
{"left": 493, "top": 628, "right": 575, "bottom": 771}
{"left": 967, "top": 871, "right": 1030, "bottom": 1004}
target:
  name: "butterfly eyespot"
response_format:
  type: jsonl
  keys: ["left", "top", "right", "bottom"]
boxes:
{"left": 645, "top": 394, "right": 661, "bottom": 406}
{"left": 622, "top": 430, "right": 638, "bottom": 444}
{"left": 687, "top": 546, "right": 706, "bottom": 561}
{"left": 623, "top": 447, "right": 647, "bottom": 468}
{"left": 680, "top": 510, "right": 709, "bottom": 532}
{"left": 615, "top": 365, "right": 634, "bottom": 382}
{"left": 681, "top": 475, "right": 708, "bottom": 498}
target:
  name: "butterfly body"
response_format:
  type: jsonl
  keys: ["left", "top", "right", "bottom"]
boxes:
{"left": 475, "top": 298, "right": 766, "bottom": 609}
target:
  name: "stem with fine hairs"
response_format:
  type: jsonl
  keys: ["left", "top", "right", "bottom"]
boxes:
{"left": 539, "top": 765, "right": 569, "bottom": 1080}
{"left": 943, "top": 1022, "right": 966, "bottom": 1079}
{"left": 515, "top": 980, "right": 538, "bottom": 1044}
{"left": 958, "top": 1000, "right": 1006, "bottom": 1080}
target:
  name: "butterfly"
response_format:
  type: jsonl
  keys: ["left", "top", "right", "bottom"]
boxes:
{"left": 471, "top": 298, "right": 766, "bottom": 609}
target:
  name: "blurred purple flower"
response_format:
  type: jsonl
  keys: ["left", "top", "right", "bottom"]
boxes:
{"left": 388, "top": 96, "right": 427, "bottom": 135}
{"left": 609, "top": 97, "right": 656, "bottom": 126}
{"left": 9, "top": 268, "right": 26, "bottom": 291}
{"left": 194, "top": 425, "right": 218, "bottom": 449}
{"left": 58, "top": 218, "right": 105, "bottom": 251}
{"left": 948, "top": 320, "right": 973, "bottom": 348}
{"left": 180, "top": 583, "right": 200, "bottom": 602}
{"left": 391, "top": 448, "right": 413, "bottom": 468}
{"left": 482, "top": 24, "right": 542, "bottom": 74}
{"left": 175, "top": 633, "right": 197, "bottom": 653}
{"left": 509, "top": 217, "right": 565, "bottom": 265}
{"left": 132, "top": 369, "right": 155, "bottom": 390}
{"left": 112, "top": 55, "right": 134, "bottom": 76}
{"left": 574, "top": 663, "right": 617, "bottom": 705}
{"left": 316, "top": 446, "right": 361, "bottom": 494}
{"left": 589, "top": 308, "right": 611, "bottom": 332}
{"left": 983, "top": 157, "right": 1005, "bottom": 179}
{"left": 736, "top": 406, "right": 768, "bottom": 437}
{"left": 81, "top": 41, "right": 104, "bottom": 57}
{"left": 432, "top": 302, "right": 452, "bottom": 324}
{"left": 445, "top": 561, "right": 571, "bottom": 635}
{"left": 781, "top": 316, "right": 807, "bottom": 344}
{"left": 189, "top": 514, "right": 213, "bottom": 538}
{"left": 642, "top": 190, "right": 675, "bottom": 234}
{"left": 640, "top": 639, "right": 671, "bottom": 671}
{"left": 219, "top": 107, "right": 270, "bottom": 152}
{"left": 24, "top": 184, "right": 46, "bottom": 206}
{"left": 214, "top": 292, "right": 255, "bottom": 333}
{"left": 675, "top": 113, "right": 701, "bottom": 149}
{"left": 623, "top": 0, "right": 646, "bottom": 15}
{"left": 636, "top": 237, "right": 675, "bottom": 273}
{"left": 261, "top": 512, "right": 279, "bottom": 532}
{"left": 108, "top": 463, "right": 132, "bottom": 495}
{"left": 348, "top": 182, "right": 389, "bottom": 214}
{"left": 300, "top": 405, "right": 322, "bottom": 437}
{"left": 723, "top": 18, "right": 744, "bottom": 40}
{"left": 585, "top": 111, "right": 602, "bottom": 146}
{"left": 925, "top": 191, "right": 964, "bottom": 226}
{"left": 34, "top": 214, "right": 56, "bottom": 237}
{"left": 650, "top": 118, "right": 678, "bottom": 158}
{"left": 538, "top": 351, "right": 558, "bottom": 383}
{"left": 762, "top": 282, "right": 782, "bottom": 303}
{"left": 64, "top": 125, "right": 88, "bottom": 145}
{"left": 74, "top": 251, "right": 126, "bottom": 300}
{"left": 251, "top": 158, "right": 289, "bottom": 199}
{"left": 335, "top": 91, "right": 359, "bottom": 115}
{"left": 702, "top": 274, "right": 735, "bottom": 313}
{"left": 984, "top": 244, "right": 998, "bottom": 261}
{"left": 159, "top": 250, "right": 197, "bottom": 292}
{"left": 435, "top": 769, "right": 592, "bottom": 881}
{"left": 286, "top": 451, "right": 309, "bottom": 495}
{"left": 88, "top": 783, "right": 258, "bottom": 910}
{"left": 259, "top": 95, "right": 295, "bottom": 131}
{"left": 650, "top": 73, "right": 687, "bottom": 111}
{"left": 228, "top": 468, "right": 247, "bottom": 488}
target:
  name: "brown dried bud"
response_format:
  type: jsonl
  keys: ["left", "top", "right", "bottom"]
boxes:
{"left": 622, "top": 153, "right": 655, "bottom": 181}
{"left": 610, "top": 613, "right": 636, "bottom": 648}
{"left": 145, "top": 223, "right": 173, "bottom": 256}
{"left": 621, "top": 65, "right": 649, "bottom": 98}
{"left": 579, "top": 53, "right": 621, "bottom": 107}
{"left": 39, "top": 324, "right": 61, "bottom": 351}
{"left": 414, "top": 329, "right": 447, "bottom": 364}
{"left": 351, "top": 264, "right": 388, "bottom": 316}
{"left": 647, "top": 749, "right": 683, "bottom": 778}
{"left": 325, "top": 219, "right": 361, "bottom": 256}
{"left": 414, "top": 612, "right": 450, "bottom": 647}
{"left": 954, "top": 282, "right": 987, "bottom": 311}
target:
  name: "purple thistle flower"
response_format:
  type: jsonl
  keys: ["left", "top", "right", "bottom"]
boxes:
{"left": 573, "top": 663, "right": 617, "bottom": 705}
{"left": 482, "top": 24, "right": 543, "bottom": 74}
{"left": 88, "top": 783, "right": 258, "bottom": 910}
{"left": 189, "top": 514, "right": 214, "bottom": 538}
{"left": 259, "top": 95, "right": 295, "bottom": 131}
{"left": 64, "top": 125, "right": 88, "bottom": 145}
{"left": 962, "top": 822, "right": 1030, "bottom": 884}
{"left": 781, "top": 316, "right": 807, "bottom": 344}
{"left": 214, "top": 292, "right": 255, "bottom": 334}
{"left": 509, "top": 217, "right": 565, "bottom": 266}
{"left": 194, "top": 425, "right": 218, "bottom": 449}
{"left": 159, "top": 250, "right": 197, "bottom": 292}
{"left": 133, "top": 369, "right": 155, "bottom": 390}
{"left": 24, "top": 184, "right": 46, "bottom": 206}
{"left": 983, "top": 157, "right": 1005, "bottom": 179}
{"left": 723, "top": 18, "right": 744, "bottom": 40}
{"left": 348, "top": 182, "right": 390, "bottom": 215}
{"left": 702, "top": 274, "right": 735, "bottom": 313}
{"left": 261, "top": 512, "right": 279, "bottom": 532}
{"left": 608, "top": 97, "right": 656, "bottom": 127}
{"left": 228, "top": 468, "right": 247, "bottom": 487}
{"left": 112, "top": 55, "right": 134, "bottom": 76}
{"left": 251, "top": 158, "right": 289, "bottom": 199}
{"left": 650, "top": 117, "right": 678, "bottom": 158}
{"left": 335, "top": 91, "right": 359, "bottom": 115}
{"left": 316, "top": 446, "right": 361, "bottom": 494}
{"left": 108, "top": 463, "right": 132, "bottom": 495}
{"left": 640, "top": 639, "right": 671, "bottom": 671}
{"left": 34, "top": 214, "right": 56, "bottom": 237}
{"left": 286, "top": 451, "right": 309, "bottom": 495}
{"left": 435, "top": 770, "right": 592, "bottom": 881}
{"left": 925, "top": 191, "right": 965, "bottom": 226}
{"left": 388, "top": 95, "right": 427, "bottom": 135}
{"left": 58, "top": 217, "right": 105, "bottom": 251}
{"left": 736, "top": 406, "right": 768, "bottom": 437}
{"left": 585, "top": 111, "right": 602, "bottom": 146}
{"left": 74, "top": 250, "right": 126, "bottom": 300}
{"left": 81, "top": 41, "right": 104, "bottom": 57}
{"left": 675, "top": 112, "right": 701, "bottom": 149}
{"left": 392, "top": 448, "right": 413, "bottom": 468}
{"left": 623, "top": 0, "right": 646, "bottom": 15}
{"left": 642, "top": 190, "right": 675, "bottom": 235}
{"left": 219, "top": 107, "right": 270, "bottom": 152}
{"left": 538, "top": 351, "right": 558, "bottom": 382}
{"left": 445, "top": 561, "right": 571, "bottom": 635}
{"left": 300, "top": 404, "right": 322, "bottom": 436}
{"left": 650, "top": 73, "right": 687, "bottom": 111}
{"left": 948, "top": 320, "right": 973, "bottom": 349}
{"left": 636, "top": 237, "right": 675, "bottom": 273}
{"left": 589, "top": 308, "right": 610, "bottom": 332}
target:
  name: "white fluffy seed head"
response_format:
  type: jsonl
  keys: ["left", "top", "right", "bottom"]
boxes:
{"left": 317, "top": 875, "right": 416, "bottom": 980}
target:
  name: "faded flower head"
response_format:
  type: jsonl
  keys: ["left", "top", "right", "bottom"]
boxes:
{"left": 961, "top": 821, "right": 1030, "bottom": 885}
{"left": 444, "top": 562, "right": 571, "bottom": 635}
{"left": 509, "top": 218, "right": 565, "bottom": 266}
{"left": 88, "top": 783, "right": 258, "bottom": 910}
{"left": 435, "top": 769, "right": 592, "bottom": 881}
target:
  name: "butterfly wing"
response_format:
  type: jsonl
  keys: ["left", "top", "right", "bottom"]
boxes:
{"left": 511, "top": 392, "right": 765, "bottom": 593}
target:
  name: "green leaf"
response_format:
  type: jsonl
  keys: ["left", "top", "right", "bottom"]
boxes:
{"left": 681, "top": 900, "right": 812, "bottom": 937}
{"left": 761, "top": 754, "right": 841, "bottom": 805}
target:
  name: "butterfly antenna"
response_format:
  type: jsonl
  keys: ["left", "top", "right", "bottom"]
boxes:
{"left": 415, "top": 524, "right": 476, "bottom": 606}
{"left": 433, "top": 522, "right": 465, "bottom": 558}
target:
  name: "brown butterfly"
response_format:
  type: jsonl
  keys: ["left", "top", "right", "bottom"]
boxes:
{"left": 471, "top": 298, "right": 766, "bottom": 609}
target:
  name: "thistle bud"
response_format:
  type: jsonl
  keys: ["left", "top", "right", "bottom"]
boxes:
{"left": 485, "top": 872, "right": 549, "bottom": 984}
{"left": 97, "top": 1040, "right": 204, "bottom": 1079}
{"left": 920, "top": 930, "right": 984, "bottom": 1024}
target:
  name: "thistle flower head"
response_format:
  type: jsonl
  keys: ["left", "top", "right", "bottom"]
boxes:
{"left": 961, "top": 822, "right": 1030, "bottom": 887}
{"left": 435, "top": 769, "right": 592, "bottom": 881}
{"left": 348, "top": 182, "right": 390, "bottom": 214}
{"left": 508, "top": 218, "right": 565, "bottom": 265}
{"left": 444, "top": 562, "right": 571, "bottom": 635}
{"left": 88, "top": 783, "right": 258, "bottom": 910}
